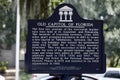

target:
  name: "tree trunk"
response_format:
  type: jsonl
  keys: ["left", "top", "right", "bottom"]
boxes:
{"left": 109, "top": 56, "right": 120, "bottom": 67}
{"left": 114, "top": 57, "right": 120, "bottom": 67}
{"left": 25, "top": 0, "right": 50, "bottom": 19}
{"left": 20, "top": 0, "right": 50, "bottom": 47}
{"left": 109, "top": 57, "right": 115, "bottom": 67}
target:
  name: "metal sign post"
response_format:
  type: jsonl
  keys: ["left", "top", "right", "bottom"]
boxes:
{"left": 50, "top": 74, "right": 83, "bottom": 80}
{"left": 60, "top": 75, "right": 73, "bottom": 80}
{"left": 15, "top": 0, "right": 20, "bottom": 80}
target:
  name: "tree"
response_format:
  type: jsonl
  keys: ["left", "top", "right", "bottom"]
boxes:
{"left": 105, "top": 29, "right": 120, "bottom": 67}
{"left": 20, "top": 0, "right": 64, "bottom": 47}
{"left": 0, "top": 0, "right": 16, "bottom": 50}
{"left": 65, "top": 0, "right": 120, "bottom": 67}
{"left": 66, "top": 0, "right": 120, "bottom": 29}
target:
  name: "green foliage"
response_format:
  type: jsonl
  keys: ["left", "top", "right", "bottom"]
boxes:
{"left": 20, "top": 0, "right": 65, "bottom": 47}
{"left": 0, "top": 61, "right": 8, "bottom": 73}
{"left": 0, "top": 0, "right": 16, "bottom": 49}
{"left": 105, "top": 28, "right": 120, "bottom": 67}
{"left": 105, "top": 29, "right": 120, "bottom": 57}
{"left": 19, "top": 71, "right": 31, "bottom": 80}
{"left": 66, "top": 0, "right": 120, "bottom": 30}
{"left": 66, "top": 0, "right": 120, "bottom": 67}
{"left": 52, "top": 0, "right": 64, "bottom": 10}
{"left": 0, "top": 61, "right": 8, "bottom": 67}
{"left": 0, "top": 0, "right": 10, "bottom": 10}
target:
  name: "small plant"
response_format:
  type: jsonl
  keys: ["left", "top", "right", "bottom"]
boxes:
{"left": 0, "top": 61, "right": 8, "bottom": 73}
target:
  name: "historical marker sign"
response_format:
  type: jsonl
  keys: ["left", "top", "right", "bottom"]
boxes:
{"left": 25, "top": 4, "right": 106, "bottom": 74}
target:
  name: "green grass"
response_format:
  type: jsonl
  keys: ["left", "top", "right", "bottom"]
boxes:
{"left": 19, "top": 71, "right": 31, "bottom": 80}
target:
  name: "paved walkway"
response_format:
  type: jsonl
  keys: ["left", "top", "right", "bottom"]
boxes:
{"left": 3, "top": 68, "right": 15, "bottom": 80}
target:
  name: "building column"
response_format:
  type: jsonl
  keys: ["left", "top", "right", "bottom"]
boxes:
{"left": 59, "top": 11, "right": 63, "bottom": 21}
{"left": 69, "top": 11, "right": 73, "bottom": 20}
{"left": 64, "top": 11, "right": 68, "bottom": 20}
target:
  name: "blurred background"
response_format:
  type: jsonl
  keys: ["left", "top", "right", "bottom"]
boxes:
{"left": 0, "top": 0, "right": 120, "bottom": 80}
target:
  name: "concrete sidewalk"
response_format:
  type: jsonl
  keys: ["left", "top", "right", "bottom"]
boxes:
{"left": 4, "top": 68, "right": 15, "bottom": 80}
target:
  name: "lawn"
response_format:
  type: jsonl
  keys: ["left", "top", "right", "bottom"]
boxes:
{"left": 19, "top": 71, "right": 31, "bottom": 80}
